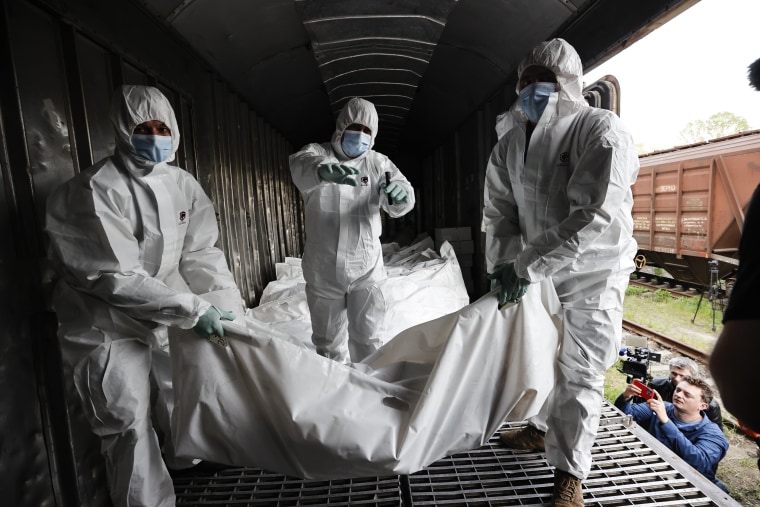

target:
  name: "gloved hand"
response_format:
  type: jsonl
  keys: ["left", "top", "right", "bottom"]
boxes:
{"left": 193, "top": 306, "right": 237, "bottom": 339}
{"left": 487, "top": 262, "right": 530, "bottom": 307}
{"left": 381, "top": 181, "right": 409, "bottom": 204}
{"left": 488, "top": 263, "right": 507, "bottom": 293}
{"left": 317, "top": 163, "right": 359, "bottom": 186}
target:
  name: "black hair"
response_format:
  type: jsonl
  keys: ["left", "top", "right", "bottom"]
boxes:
{"left": 749, "top": 58, "right": 760, "bottom": 91}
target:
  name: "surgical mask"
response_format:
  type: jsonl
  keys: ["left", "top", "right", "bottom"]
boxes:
{"left": 519, "top": 82, "right": 558, "bottom": 123}
{"left": 131, "top": 134, "right": 173, "bottom": 162}
{"left": 341, "top": 130, "right": 371, "bottom": 158}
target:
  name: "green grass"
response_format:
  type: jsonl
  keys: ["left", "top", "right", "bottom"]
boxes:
{"left": 718, "top": 425, "right": 760, "bottom": 506}
{"left": 622, "top": 285, "right": 723, "bottom": 350}
{"left": 604, "top": 365, "right": 629, "bottom": 404}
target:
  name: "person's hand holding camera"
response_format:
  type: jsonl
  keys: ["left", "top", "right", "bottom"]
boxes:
{"left": 623, "top": 383, "right": 641, "bottom": 401}
{"left": 624, "top": 380, "right": 654, "bottom": 401}
{"left": 646, "top": 391, "right": 668, "bottom": 423}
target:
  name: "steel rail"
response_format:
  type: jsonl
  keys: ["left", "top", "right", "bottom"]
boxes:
{"left": 628, "top": 279, "right": 697, "bottom": 298}
{"left": 622, "top": 319, "right": 710, "bottom": 364}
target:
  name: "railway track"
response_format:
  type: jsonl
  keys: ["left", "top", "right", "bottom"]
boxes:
{"left": 622, "top": 319, "right": 710, "bottom": 364}
{"left": 628, "top": 279, "right": 699, "bottom": 298}
{"left": 624, "top": 278, "right": 723, "bottom": 364}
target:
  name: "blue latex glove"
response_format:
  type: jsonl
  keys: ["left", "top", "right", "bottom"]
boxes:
{"left": 193, "top": 306, "right": 237, "bottom": 339}
{"left": 317, "top": 163, "right": 358, "bottom": 186}
{"left": 381, "top": 181, "right": 409, "bottom": 204}
{"left": 487, "top": 262, "right": 530, "bottom": 308}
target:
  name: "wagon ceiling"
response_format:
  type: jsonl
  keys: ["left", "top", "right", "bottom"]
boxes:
{"left": 139, "top": 0, "right": 695, "bottom": 156}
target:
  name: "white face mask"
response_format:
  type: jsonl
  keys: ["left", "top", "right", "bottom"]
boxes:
{"left": 131, "top": 134, "right": 173, "bottom": 162}
{"left": 341, "top": 130, "right": 371, "bottom": 158}
{"left": 519, "top": 82, "right": 558, "bottom": 123}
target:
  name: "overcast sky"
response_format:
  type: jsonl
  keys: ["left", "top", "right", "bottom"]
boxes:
{"left": 584, "top": 0, "right": 760, "bottom": 152}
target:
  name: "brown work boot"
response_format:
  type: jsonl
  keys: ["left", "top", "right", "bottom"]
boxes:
{"left": 553, "top": 469, "right": 584, "bottom": 507}
{"left": 499, "top": 425, "right": 545, "bottom": 451}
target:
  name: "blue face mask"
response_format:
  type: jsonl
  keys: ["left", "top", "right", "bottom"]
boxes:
{"left": 519, "top": 82, "right": 558, "bottom": 123}
{"left": 131, "top": 134, "right": 173, "bottom": 162}
{"left": 341, "top": 130, "right": 372, "bottom": 158}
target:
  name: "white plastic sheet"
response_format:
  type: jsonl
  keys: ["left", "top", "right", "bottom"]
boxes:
{"left": 170, "top": 276, "right": 561, "bottom": 479}
{"left": 249, "top": 239, "right": 470, "bottom": 350}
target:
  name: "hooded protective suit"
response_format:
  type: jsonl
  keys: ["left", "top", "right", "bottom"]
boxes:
{"left": 289, "top": 98, "right": 415, "bottom": 363}
{"left": 483, "top": 39, "right": 639, "bottom": 479}
{"left": 46, "top": 85, "right": 240, "bottom": 507}
{"left": 494, "top": 102, "right": 520, "bottom": 140}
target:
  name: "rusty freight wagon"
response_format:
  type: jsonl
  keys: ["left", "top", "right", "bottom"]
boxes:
{"left": 633, "top": 130, "right": 760, "bottom": 288}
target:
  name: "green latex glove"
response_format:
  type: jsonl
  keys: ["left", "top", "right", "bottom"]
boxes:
{"left": 381, "top": 181, "right": 409, "bottom": 204}
{"left": 317, "top": 163, "right": 359, "bottom": 186}
{"left": 489, "top": 263, "right": 507, "bottom": 291}
{"left": 193, "top": 306, "right": 237, "bottom": 339}
{"left": 487, "top": 262, "right": 530, "bottom": 307}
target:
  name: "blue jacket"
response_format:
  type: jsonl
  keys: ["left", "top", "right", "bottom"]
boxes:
{"left": 615, "top": 395, "right": 729, "bottom": 489}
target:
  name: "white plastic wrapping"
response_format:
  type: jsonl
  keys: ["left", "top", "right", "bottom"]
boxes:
{"left": 250, "top": 239, "right": 470, "bottom": 350}
{"left": 170, "top": 277, "right": 561, "bottom": 479}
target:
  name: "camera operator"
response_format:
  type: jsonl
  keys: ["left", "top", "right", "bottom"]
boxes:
{"left": 615, "top": 376, "right": 729, "bottom": 492}
{"left": 648, "top": 357, "right": 723, "bottom": 428}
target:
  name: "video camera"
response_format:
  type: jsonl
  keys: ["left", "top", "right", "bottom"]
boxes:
{"left": 618, "top": 346, "right": 661, "bottom": 380}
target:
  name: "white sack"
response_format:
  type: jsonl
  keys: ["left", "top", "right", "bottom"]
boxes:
{"left": 170, "top": 280, "right": 561, "bottom": 479}
{"left": 250, "top": 239, "right": 470, "bottom": 349}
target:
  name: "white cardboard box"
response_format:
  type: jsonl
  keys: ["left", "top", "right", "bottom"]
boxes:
{"left": 439, "top": 239, "right": 474, "bottom": 255}
{"left": 434, "top": 227, "right": 471, "bottom": 243}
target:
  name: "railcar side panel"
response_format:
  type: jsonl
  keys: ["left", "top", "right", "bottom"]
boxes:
{"left": 634, "top": 131, "right": 760, "bottom": 286}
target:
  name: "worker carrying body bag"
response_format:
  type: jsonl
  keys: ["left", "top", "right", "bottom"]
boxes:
{"left": 169, "top": 279, "right": 561, "bottom": 479}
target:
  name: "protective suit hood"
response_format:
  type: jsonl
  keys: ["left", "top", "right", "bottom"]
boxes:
{"left": 515, "top": 38, "right": 586, "bottom": 120}
{"left": 331, "top": 97, "right": 379, "bottom": 161}
{"left": 111, "top": 85, "right": 180, "bottom": 173}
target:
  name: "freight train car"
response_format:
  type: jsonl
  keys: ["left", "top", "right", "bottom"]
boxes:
{"left": 633, "top": 130, "right": 760, "bottom": 288}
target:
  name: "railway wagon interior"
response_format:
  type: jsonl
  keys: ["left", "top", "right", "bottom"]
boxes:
{"left": 1, "top": 0, "right": 756, "bottom": 505}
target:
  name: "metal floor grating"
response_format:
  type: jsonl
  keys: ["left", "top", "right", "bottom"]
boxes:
{"left": 174, "top": 401, "right": 739, "bottom": 506}
{"left": 174, "top": 469, "right": 405, "bottom": 506}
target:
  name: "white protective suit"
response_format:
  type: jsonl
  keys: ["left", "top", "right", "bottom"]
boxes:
{"left": 289, "top": 98, "right": 415, "bottom": 363}
{"left": 494, "top": 101, "right": 520, "bottom": 140}
{"left": 46, "top": 85, "right": 241, "bottom": 507}
{"left": 483, "top": 39, "right": 639, "bottom": 479}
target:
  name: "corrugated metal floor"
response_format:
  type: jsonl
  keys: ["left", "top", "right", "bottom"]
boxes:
{"left": 174, "top": 401, "right": 740, "bottom": 506}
